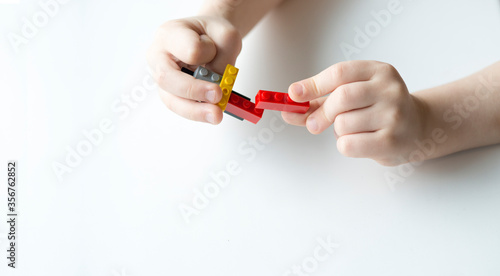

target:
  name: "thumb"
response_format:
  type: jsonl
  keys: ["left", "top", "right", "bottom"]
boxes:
{"left": 163, "top": 23, "right": 217, "bottom": 66}
{"left": 288, "top": 69, "right": 337, "bottom": 103}
{"left": 288, "top": 61, "right": 376, "bottom": 102}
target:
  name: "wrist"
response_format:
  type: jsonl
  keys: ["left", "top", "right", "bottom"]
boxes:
{"left": 411, "top": 93, "right": 434, "bottom": 142}
{"left": 411, "top": 90, "right": 462, "bottom": 161}
{"left": 198, "top": 1, "right": 239, "bottom": 26}
{"left": 198, "top": 0, "right": 285, "bottom": 37}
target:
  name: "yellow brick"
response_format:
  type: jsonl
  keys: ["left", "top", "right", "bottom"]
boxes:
{"left": 217, "top": 64, "right": 239, "bottom": 111}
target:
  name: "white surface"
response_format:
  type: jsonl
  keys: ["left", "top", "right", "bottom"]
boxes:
{"left": 1, "top": 0, "right": 500, "bottom": 275}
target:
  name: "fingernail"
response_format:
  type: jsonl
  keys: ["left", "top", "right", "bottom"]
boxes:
{"left": 307, "top": 118, "right": 318, "bottom": 133}
{"left": 292, "top": 83, "right": 304, "bottom": 98}
{"left": 205, "top": 113, "right": 215, "bottom": 124}
{"left": 206, "top": 90, "right": 216, "bottom": 103}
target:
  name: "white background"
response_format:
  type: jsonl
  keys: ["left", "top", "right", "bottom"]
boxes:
{"left": 1, "top": 0, "right": 500, "bottom": 275}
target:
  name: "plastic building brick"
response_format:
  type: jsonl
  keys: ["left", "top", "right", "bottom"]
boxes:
{"left": 231, "top": 90, "right": 251, "bottom": 101}
{"left": 255, "top": 90, "right": 310, "bottom": 114}
{"left": 224, "top": 110, "right": 244, "bottom": 121}
{"left": 217, "top": 64, "right": 239, "bottom": 111}
{"left": 193, "top": 66, "right": 222, "bottom": 84}
{"left": 223, "top": 91, "right": 251, "bottom": 121}
{"left": 181, "top": 67, "right": 194, "bottom": 75}
{"left": 225, "top": 92, "right": 264, "bottom": 124}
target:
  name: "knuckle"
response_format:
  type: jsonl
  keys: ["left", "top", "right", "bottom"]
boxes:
{"left": 185, "top": 110, "right": 197, "bottom": 121}
{"left": 308, "top": 78, "right": 321, "bottom": 97}
{"left": 190, "top": 108, "right": 204, "bottom": 122}
{"left": 380, "top": 131, "right": 400, "bottom": 151}
{"left": 384, "top": 76, "right": 407, "bottom": 96}
{"left": 185, "top": 103, "right": 207, "bottom": 122}
{"left": 377, "top": 63, "right": 397, "bottom": 76}
{"left": 185, "top": 81, "right": 198, "bottom": 100}
{"left": 336, "top": 85, "right": 350, "bottom": 106}
{"left": 386, "top": 107, "right": 404, "bottom": 127}
{"left": 210, "top": 106, "right": 223, "bottom": 124}
{"left": 394, "top": 80, "right": 408, "bottom": 96}
{"left": 185, "top": 42, "right": 203, "bottom": 64}
{"left": 281, "top": 112, "right": 295, "bottom": 125}
{"left": 197, "top": 105, "right": 220, "bottom": 124}
{"left": 156, "top": 22, "right": 173, "bottom": 39}
{"left": 334, "top": 114, "right": 347, "bottom": 134}
{"left": 330, "top": 62, "right": 346, "bottom": 81}
{"left": 222, "top": 26, "right": 242, "bottom": 47}
{"left": 321, "top": 105, "right": 336, "bottom": 124}
{"left": 165, "top": 100, "right": 175, "bottom": 112}
{"left": 337, "top": 136, "right": 354, "bottom": 157}
{"left": 154, "top": 68, "right": 168, "bottom": 86}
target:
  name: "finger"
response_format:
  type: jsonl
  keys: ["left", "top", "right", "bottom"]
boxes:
{"left": 334, "top": 106, "right": 382, "bottom": 137}
{"left": 147, "top": 54, "right": 222, "bottom": 103}
{"left": 281, "top": 97, "right": 326, "bottom": 126}
{"left": 160, "top": 20, "right": 217, "bottom": 65}
{"left": 337, "top": 132, "right": 384, "bottom": 159}
{"left": 289, "top": 60, "right": 382, "bottom": 102}
{"left": 203, "top": 19, "right": 242, "bottom": 73}
{"left": 159, "top": 88, "right": 223, "bottom": 124}
{"left": 160, "top": 18, "right": 241, "bottom": 75}
{"left": 147, "top": 21, "right": 222, "bottom": 103}
{"left": 305, "top": 81, "right": 378, "bottom": 134}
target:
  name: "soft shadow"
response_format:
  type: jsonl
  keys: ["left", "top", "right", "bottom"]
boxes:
{"left": 399, "top": 144, "right": 500, "bottom": 191}
{"left": 247, "top": 0, "right": 350, "bottom": 89}
{"left": 242, "top": 0, "right": 349, "bottom": 159}
{"left": 247, "top": 0, "right": 500, "bottom": 178}
{"left": 419, "top": 144, "right": 500, "bottom": 175}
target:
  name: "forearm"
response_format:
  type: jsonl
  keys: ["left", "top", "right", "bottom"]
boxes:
{"left": 414, "top": 61, "right": 500, "bottom": 159}
{"left": 199, "top": 0, "right": 286, "bottom": 37}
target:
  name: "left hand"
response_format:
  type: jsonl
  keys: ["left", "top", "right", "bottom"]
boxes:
{"left": 282, "top": 60, "right": 428, "bottom": 166}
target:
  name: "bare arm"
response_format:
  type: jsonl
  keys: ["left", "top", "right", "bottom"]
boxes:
{"left": 415, "top": 61, "right": 500, "bottom": 159}
{"left": 199, "top": 0, "right": 286, "bottom": 37}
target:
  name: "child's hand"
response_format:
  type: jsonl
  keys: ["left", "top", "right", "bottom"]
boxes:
{"left": 147, "top": 16, "right": 242, "bottom": 124}
{"left": 282, "top": 61, "right": 427, "bottom": 166}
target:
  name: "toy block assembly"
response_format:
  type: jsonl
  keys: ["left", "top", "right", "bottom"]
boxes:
{"left": 217, "top": 64, "right": 239, "bottom": 111}
{"left": 225, "top": 92, "right": 264, "bottom": 124}
{"left": 183, "top": 65, "right": 245, "bottom": 121}
{"left": 255, "top": 90, "right": 310, "bottom": 114}
{"left": 181, "top": 65, "right": 310, "bottom": 124}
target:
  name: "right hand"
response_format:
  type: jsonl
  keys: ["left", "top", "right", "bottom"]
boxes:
{"left": 147, "top": 16, "right": 242, "bottom": 124}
